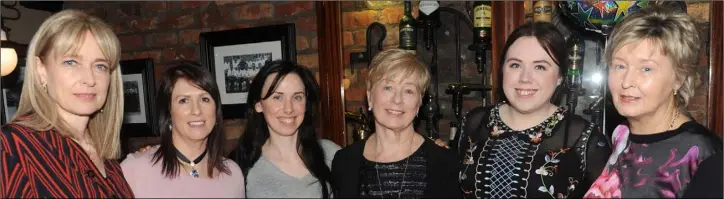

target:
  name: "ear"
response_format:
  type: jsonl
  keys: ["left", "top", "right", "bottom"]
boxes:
{"left": 255, "top": 101, "right": 263, "bottom": 113}
{"left": 366, "top": 90, "right": 373, "bottom": 110}
{"left": 557, "top": 78, "right": 563, "bottom": 86}
{"left": 35, "top": 56, "right": 48, "bottom": 85}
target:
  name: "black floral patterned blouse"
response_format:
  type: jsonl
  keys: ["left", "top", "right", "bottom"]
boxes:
{"left": 457, "top": 103, "right": 611, "bottom": 198}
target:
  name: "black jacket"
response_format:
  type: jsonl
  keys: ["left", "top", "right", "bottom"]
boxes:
{"left": 331, "top": 137, "right": 463, "bottom": 198}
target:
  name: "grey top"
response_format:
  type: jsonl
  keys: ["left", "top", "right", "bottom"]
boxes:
{"left": 245, "top": 139, "right": 341, "bottom": 198}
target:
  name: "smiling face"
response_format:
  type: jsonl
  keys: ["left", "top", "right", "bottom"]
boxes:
{"left": 255, "top": 73, "right": 307, "bottom": 137}
{"left": 37, "top": 31, "right": 112, "bottom": 118}
{"left": 501, "top": 36, "right": 562, "bottom": 114}
{"left": 608, "top": 39, "right": 680, "bottom": 119}
{"left": 367, "top": 75, "right": 422, "bottom": 132}
{"left": 170, "top": 78, "right": 217, "bottom": 141}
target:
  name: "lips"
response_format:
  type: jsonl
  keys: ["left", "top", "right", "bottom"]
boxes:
{"left": 278, "top": 117, "right": 296, "bottom": 125}
{"left": 385, "top": 109, "right": 405, "bottom": 115}
{"left": 188, "top": 121, "right": 206, "bottom": 127}
{"left": 619, "top": 95, "right": 640, "bottom": 103}
{"left": 515, "top": 89, "right": 538, "bottom": 97}
{"left": 74, "top": 93, "right": 96, "bottom": 100}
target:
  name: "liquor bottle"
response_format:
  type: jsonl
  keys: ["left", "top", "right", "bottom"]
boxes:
{"left": 472, "top": 1, "right": 492, "bottom": 45}
{"left": 399, "top": 1, "right": 417, "bottom": 52}
{"left": 418, "top": 0, "right": 440, "bottom": 50}
{"left": 533, "top": 1, "right": 553, "bottom": 23}
{"left": 449, "top": 121, "right": 459, "bottom": 151}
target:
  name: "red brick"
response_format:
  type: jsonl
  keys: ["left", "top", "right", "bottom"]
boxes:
{"left": 143, "top": 2, "right": 167, "bottom": 11}
{"left": 216, "top": 1, "right": 240, "bottom": 6}
{"left": 129, "top": 50, "right": 162, "bottom": 63}
{"left": 129, "top": 17, "right": 159, "bottom": 32}
{"left": 342, "top": 2, "right": 356, "bottom": 10}
{"left": 345, "top": 85, "right": 367, "bottom": 102}
{"left": 343, "top": 10, "right": 378, "bottom": 30}
{"left": 162, "top": 12, "right": 197, "bottom": 29}
{"left": 86, "top": 7, "right": 108, "bottom": 20}
{"left": 379, "top": 7, "right": 403, "bottom": 24}
{"left": 296, "top": 36, "right": 309, "bottom": 51}
{"left": 162, "top": 46, "right": 198, "bottom": 62}
{"left": 311, "top": 36, "right": 318, "bottom": 50}
{"left": 233, "top": 3, "right": 273, "bottom": 20}
{"left": 121, "top": 52, "right": 133, "bottom": 61}
{"left": 213, "top": 24, "right": 250, "bottom": 32}
{"left": 342, "top": 31, "right": 354, "bottom": 46}
{"left": 384, "top": 26, "right": 399, "bottom": 46}
{"left": 118, "top": 35, "right": 145, "bottom": 51}
{"left": 297, "top": 53, "right": 319, "bottom": 69}
{"left": 353, "top": 29, "right": 366, "bottom": 46}
{"left": 179, "top": 29, "right": 205, "bottom": 45}
{"left": 295, "top": 17, "right": 317, "bottom": 33}
{"left": 181, "top": 1, "right": 210, "bottom": 10}
{"left": 202, "top": 3, "right": 225, "bottom": 27}
{"left": 147, "top": 32, "right": 178, "bottom": 48}
{"left": 275, "top": 2, "right": 314, "bottom": 17}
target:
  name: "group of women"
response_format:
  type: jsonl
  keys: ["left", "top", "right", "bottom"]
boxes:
{"left": 1, "top": 5, "right": 721, "bottom": 199}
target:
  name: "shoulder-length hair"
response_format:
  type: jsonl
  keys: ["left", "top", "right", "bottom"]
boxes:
{"left": 13, "top": 9, "right": 124, "bottom": 159}
{"left": 496, "top": 22, "right": 568, "bottom": 105}
{"left": 152, "top": 60, "right": 229, "bottom": 179}
{"left": 232, "top": 60, "right": 332, "bottom": 198}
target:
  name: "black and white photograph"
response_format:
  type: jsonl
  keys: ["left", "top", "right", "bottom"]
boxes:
{"left": 1, "top": 64, "right": 25, "bottom": 124}
{"left": 213, "top": 41, "right": 282, "bottom": 104}
{"left": 2, "top": 89, "right": 19, "bottom": 122}
{"left": 122, "top": 74, "right": 147, "bottom": 124}
{"left": 200, "top": 23, "right": 296, "bottom": 119}
{"left": 223, "top": 52, "right": 272, "bottom": 94}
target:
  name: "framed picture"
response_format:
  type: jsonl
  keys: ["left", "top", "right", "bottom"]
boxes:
{"left": 200, "top": 23, "right": 296, "bottom": 119}
{"left": 120, "top": 58, "right": 157, "bottom": 138}
{"left": 1, "top": 58, "right": 26, "bottom": 125}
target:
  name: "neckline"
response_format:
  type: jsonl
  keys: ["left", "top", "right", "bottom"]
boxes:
{"left": 487, "top": 102, "right": 566, "bottom": 139}
{"left": 259, "top": 154, "right": 313, "bottom": 180}
{"left": 361, "top": 134, "right": 427, "bottom": 163}
{"left": 629, "top": 120, "right": 696, "bottom": 144}
{"left": 65, "top": 134, "right": 109, "bottom": 179}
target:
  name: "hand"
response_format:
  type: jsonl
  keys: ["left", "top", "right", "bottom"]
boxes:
{"left": 434, "top": 139, "right": 449, "bottom": 149}
{"left": 137, "top": 145, "right": 154, "bottom": 153}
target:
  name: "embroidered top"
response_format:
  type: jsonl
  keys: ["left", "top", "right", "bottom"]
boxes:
{"left": 359, "top": 145, "right": 427, "bottom": 198}
{"left": 458, "top": 103, "right": 611, "bottom": 198}
{"left": 1, "top": 123, "right": 134, "bottom": 198}
{"left": 584, "top": 121, "right": 722, "bottom": 198}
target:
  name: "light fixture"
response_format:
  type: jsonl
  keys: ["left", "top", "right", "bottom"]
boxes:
{"left": 1, "top": 30, "right": 18, "bottom": 77}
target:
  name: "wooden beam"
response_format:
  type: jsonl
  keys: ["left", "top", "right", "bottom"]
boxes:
{"left": 315, "top": 1, "right": 346, "bottom": 146}
{"left": 708, "top": 1, "right": 723, "bottom": 137}
{"left": 491, "top": 1, "right": 525, "bottom": 104}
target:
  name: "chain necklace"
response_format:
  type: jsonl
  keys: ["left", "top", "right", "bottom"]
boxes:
{"left": 668, "top": 110, "right": 680, "bottom": 130}
{"left": 372, "top": 135, "right": 416, "bottom": 198}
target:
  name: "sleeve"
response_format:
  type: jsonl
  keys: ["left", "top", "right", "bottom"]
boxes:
{"left": 443, "top": 150, "right": 464, "bottom": 198}
{"left": 1, "top": 129, "right": 30, "bottom": 198}
{"left": 574, "top": 124, "right": 612, "bottom": 198}
{"left": 119, "top": 153, "right": 138, "bottom": 192}
{"left": 330, "top": 150, "right": 345, "bottom": 197}
{"left": 683, "top": 152, "right": 723, "bottom": 198}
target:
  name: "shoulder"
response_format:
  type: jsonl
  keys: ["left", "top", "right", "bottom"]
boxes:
{"left": 463, "top": 106, "right": 493, "bottom": 122}
{"left": 223, "top": 158, "right": 245, "bottom": 179}
{"left": 332, "top": 139, "right": 365, "bottom": 168}
{"left": 121, "top": 145, "right": 159, "bottom": 169}
{"left": 318, "top": 139, "right": 342, "bottom": 155}
{"left": 422, "top": 138, "right": 459, "bottom": 162}
{"left": 2, "top": 123, "right": 54, "bottom": 154}
{"left": 676, "top": 121, "right": 722, "bottom": 155}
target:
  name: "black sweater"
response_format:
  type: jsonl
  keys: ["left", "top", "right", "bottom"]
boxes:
{"left": 331, "top": 137, "right": 463, "bottom": 198}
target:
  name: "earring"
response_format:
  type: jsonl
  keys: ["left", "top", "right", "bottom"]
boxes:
{"left": 100, "top": 109, "right": 104, "bottom": 113}
{"left": 368, "top": 107, "right": 372, "bottom": 111}
{"left": 168, "top": 124, "right": 172, "bottom": 131}
{"left": 42, "top": 84, "right": 47, "bottom": 91}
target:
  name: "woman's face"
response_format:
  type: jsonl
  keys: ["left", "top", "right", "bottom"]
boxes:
{"left": 367, "top": 74, "right": 422, "bottom": 132}
{"left": 255, "top": 73, "right": 307, "bottom": 137}
{"left": 608, "top": 39, "right": 679, "bottom": 120}
{"left": 37, "top": 31, "right": 111, "bottom": 118}
{"left": 170, "top": 78, "right": 217, "bottom": 141}
{"left": 502, "top": 36, "right": 561, "bottom": 114}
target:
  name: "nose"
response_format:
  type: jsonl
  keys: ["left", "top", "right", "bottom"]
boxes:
{"left": 391, "top": 90, "right": 402, "bottom": 105}
{"left": 621, "top": 68, "right": 636, "bottom": 89}
{"left": 190, "top": 100, "right": 202, "bottom": 116}
{"left": 518, "top": 67, "right": 532, "bottom": 83}
{"left": 283, "top": 98, "right": 294, "bottom": 114}
{"left": 80, "top": 65, "right": 97, "bottom": 87}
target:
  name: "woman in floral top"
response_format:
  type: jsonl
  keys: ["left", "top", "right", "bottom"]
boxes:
{"left": 456, "top": 22, "right": 611, "bottom": 198}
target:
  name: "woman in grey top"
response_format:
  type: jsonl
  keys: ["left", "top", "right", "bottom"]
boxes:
{"left": 230, "top": 60, "right": 340, "bottom": 198}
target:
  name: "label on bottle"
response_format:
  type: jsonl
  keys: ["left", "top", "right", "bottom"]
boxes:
{"left": 399, "top": 24, "right": 417, "bottom": 50}
{"left": 533, "top": 1, "right": 553, "bottom": 23}
{"left": 474, "top": 4, "right": 492, "bottom": 28}
{"left": 419, "top": 1, "right": 439, "bottom": 15}
{"left": 449, "top": 126, "right": 457, "bottom": 141}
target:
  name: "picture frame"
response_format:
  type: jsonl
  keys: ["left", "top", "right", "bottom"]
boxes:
{"left": 200, "top": 23, "right": 296, "bottom": 119}
{"left": 1, "top": 58, "right": 26, "bottom": 125}
{"left": 119, "top": 58, "right": 158, "bottom": 138}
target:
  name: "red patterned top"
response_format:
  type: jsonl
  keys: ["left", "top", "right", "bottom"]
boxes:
{"left": 1, "top": 123, "right": 134, "bottom": 198}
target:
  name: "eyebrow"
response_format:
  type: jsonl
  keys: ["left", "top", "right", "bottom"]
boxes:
{"left": 505, "top": 57, "right": 522, "bottom": 63}
{"left": 65, "top": 54, "right": 109, "bottom": 63}
{"left": 173, "top": 93, "right": 210, "bottom": 99}
{"left": 273, "top": 91, "right": 305, "bottom": 95}
{"left": 532, "top": 60, "right": 551, "bottom": 65}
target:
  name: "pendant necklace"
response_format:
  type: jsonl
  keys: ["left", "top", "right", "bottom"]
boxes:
{"left": 176, "top": 148, "right": 208, "bottom": 178}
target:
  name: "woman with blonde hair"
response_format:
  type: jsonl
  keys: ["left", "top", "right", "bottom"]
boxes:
{"left": 584, "top": 5, "right": 721, "bottom": 198}
{"left": 0, "top": 10, "right": 132, "bottom": 197}
{"left": 332, "top": 49, "right": 462, "bottom": 198}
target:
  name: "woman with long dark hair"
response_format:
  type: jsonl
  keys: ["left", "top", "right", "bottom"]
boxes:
{"left": 231, "top": 60, "right": 340, "bottom": 198}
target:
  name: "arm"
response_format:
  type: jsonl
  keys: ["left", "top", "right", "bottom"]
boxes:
{"left": 1, "top": 130, "right": 30, "bottom": 198}
{"left": 575, "top": 124, "right": 612, "bottom": 197}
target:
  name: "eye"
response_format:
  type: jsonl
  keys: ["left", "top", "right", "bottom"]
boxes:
{"left": 614, "top": 65, "right": 625, "bottom": 70}
{"left": 272, "top": 95, "right": 282, "bottom": 100}
{"left": 178, "top": 98, "right": 188, "bottom": 104}
{"left": 642, "top": 67, "right": 652, "bottom": 72}
{"left": 294, "top": 95, "right": 305, "bottom": 101}
{"left": 534, "top": 65, "right": 547, "bottom": 71}
{"left": 201, "top": 97, "right": 212, "bottom": 103}
{"left": 63, "top": 60, "right": 77, "bottom": 67}
{"left": 383, "top": 86, "right": 393, "bottom": 91}
{"left": 509, "top": 63, "right": 520, "bottom": 68}
{"left": 405, "top": 88, "right": 416, "bottom": 95}
{"left": 95, "top": 64, "right": 109, "bottom": 71}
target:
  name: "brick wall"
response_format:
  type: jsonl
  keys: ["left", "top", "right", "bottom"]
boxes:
{"left": 63, "top": 1, "right": 319, "bottom": 140}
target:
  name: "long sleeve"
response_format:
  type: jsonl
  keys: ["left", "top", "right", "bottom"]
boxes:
{"left": 1, "top": 130, "right": 30, "bottom": 198}
{"left": 683, "top": 152, "right": 723, "bottom": 198}
{"left": 575, "top": 124, "right": 612, "bottom": 198}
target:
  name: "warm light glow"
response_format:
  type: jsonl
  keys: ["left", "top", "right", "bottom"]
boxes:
{"left": 1, "top": 30, "right": 18, "bottom": 77}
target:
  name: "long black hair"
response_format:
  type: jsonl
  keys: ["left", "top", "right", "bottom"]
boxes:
{"left": 152, "top": 60, "right": 229, "bottom": 178}
{"left": 231, "top": 60, "right": 332, "bottom": 198}
{"left": 497, "top": 22, "right": 568, "bottom": 105}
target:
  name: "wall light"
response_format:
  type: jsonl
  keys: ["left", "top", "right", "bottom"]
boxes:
{"left": 1, "top": 30, "right": 18, "bottom": 77}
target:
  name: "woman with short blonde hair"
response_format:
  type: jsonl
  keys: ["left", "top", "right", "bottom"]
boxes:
{"left": 332, "top": 49, "right": 462, "bottom": 198}
{"left": 1, "top": 9, "right": 132, "bottom": 197}
{"left": 585, "top": 5, "right": 721, "bottom": 198}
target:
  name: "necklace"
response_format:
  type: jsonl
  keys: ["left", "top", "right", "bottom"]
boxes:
{"left": 668, "top": 110, "right": 680, "bottom": 130}
{"left": 375, "top": 157, "right": 410, "bottom": 199}
{"left": 175, "top": 148, "right": 208, "bottom": 178}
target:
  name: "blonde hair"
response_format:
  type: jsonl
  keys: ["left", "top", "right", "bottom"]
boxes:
{"left": 13, "top": 9, "right": 124, "bottom": 159}
{"left": 605, "top": 5, "right": 701, "bottom": 108}
{"left": 366, "top": 49, "right": 431, "bottom": 97}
